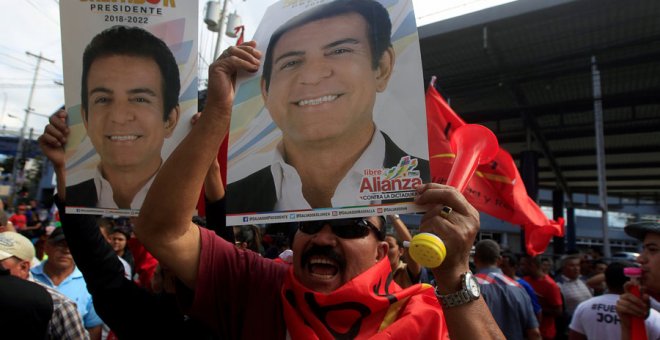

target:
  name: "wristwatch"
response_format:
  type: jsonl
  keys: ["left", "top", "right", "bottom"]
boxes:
{"left": 436, "top": 272, "right": 480, "bottom": 308}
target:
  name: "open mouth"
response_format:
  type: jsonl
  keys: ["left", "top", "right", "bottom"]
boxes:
{"left": 296, "top": 94, "right": 340, "bottom": 107}
{"left": 107, "top": 135, "right": 140, "bottom": 141}
{"left": 307, "top": 256, "right": 339, "bottom": 279}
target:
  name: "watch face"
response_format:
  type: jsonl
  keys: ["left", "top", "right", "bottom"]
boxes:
{"left": 465, "top": 273, "right": 481, "bottom": 298}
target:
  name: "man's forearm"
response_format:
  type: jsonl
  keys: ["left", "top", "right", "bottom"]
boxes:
{"left": 55, "top": 165, "right": 66, "bottom": 200}
{"left": 56, "top": 197, "right": 126, "bottom": 293}
{"left": 443, "top": 299, "right": 504, "bottom": 339}
{"left": 135, "top": 108, "right": 228, "bottom": 287}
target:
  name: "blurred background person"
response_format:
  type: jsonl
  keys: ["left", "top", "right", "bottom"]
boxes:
{"left": 569, "top": 262, "right": 660, "bottom": 340}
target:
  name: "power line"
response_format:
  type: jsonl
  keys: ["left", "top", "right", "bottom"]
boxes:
{"left": 24, "top": 0, "right": 60, "bottom": 27}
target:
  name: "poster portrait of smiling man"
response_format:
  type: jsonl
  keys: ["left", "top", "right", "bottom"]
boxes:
{"left": 59, "top": 1, "right": 198, "bottom": 216}
{"left": 226, "top": 0, "right": 429, "bottom": 226}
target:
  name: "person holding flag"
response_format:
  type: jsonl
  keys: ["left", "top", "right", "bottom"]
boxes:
{"left": 134, "top": 13, "right": 504, "bottom": 340}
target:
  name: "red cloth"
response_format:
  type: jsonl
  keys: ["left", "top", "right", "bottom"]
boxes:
{"left": 281, "top": 257, "right": 449, "bottom": 340}
{"left": 523, "top": 275, "right": 562, "bottom": 339}
{"left": 126, "top": 238, "right": 158, "bottom": 289}
{"left": 9, "top": 214, "right": 27, "bottom": 230}
{"left": 425, "top": 84, "right": 564, "bottom": 256}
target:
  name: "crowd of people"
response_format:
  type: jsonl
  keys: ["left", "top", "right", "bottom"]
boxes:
{"left": 2, "top": 189, "right": 660, "bottom": 340}
{"left": 2, "top": 0, "right": 659, "bottom": 339}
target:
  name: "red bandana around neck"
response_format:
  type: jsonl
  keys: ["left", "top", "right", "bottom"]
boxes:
{"left": 281, "top": 257, "right": 449, "bottom": 340}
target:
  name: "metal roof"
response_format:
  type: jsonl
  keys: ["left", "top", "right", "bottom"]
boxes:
{"left": 419, "top": 0, "right": 660, "bottom": 208}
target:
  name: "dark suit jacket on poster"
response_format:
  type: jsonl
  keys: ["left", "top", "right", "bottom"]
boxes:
{"left": 227, "top": 132, "right": 430, "bottom": 214}
{"left": 66, "top": 179, "right": 98, "bottom": 208}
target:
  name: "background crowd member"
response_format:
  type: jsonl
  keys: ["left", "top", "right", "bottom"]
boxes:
{"left": 541, "top": 257, "right": 554, "bottom": 276}
{"left": 234, "top": 224, "right": 264, "bottom": 255}
{"left": 110, "top": 226, "right": 135, "bottom": 277}
{"left": 583, "top": 259, "right": 608, "bottom": 296}
{"left": 0, "top": 231, "right": 89, "bottom": 339}
{"left": 556, "top": 255, "right": 593, "bottom": 338}
{"left": 569, "top": 262, "right": 660, "bottom": 340}
{"left": 521, "top": 254, "right": 563, "bottom": 340}
{"left": 500, "top": 251, "right": 543, "bottom": 321}
{"left": 8, "top": 203, "right": 28, "bottom": 230}
{"left": 135, "top": 17, "right": 504, "bottom": 336}
{"left": 474, "top": 240, "right": 541, "bottom": 340}
{"left": 385, "top": 214, "right": 422, "bottom": 288}
{"left": 616, "top": 222, "right": 660, "bottom": 340}
{"left": 579, "top": 254, "right": 594, "bottom": 281}
{"left": 30, "top": 228, "right": 103, "bottom": 339}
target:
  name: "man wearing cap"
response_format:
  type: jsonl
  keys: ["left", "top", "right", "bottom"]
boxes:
{"left": 570, "top": 262, "right": 660, "bottom": 340}
{"left": 616, "top": 221, "right": 660, "bottom": 340}
{"left": 0, "top": 231, "right": 89, "bottom": 339}
{"left": 31, "top": 228, "right": 103, "bottom": 340}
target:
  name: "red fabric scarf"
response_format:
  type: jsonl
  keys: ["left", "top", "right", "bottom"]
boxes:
{"left": 281, "top": 258, "right": 449, "bottom": 339}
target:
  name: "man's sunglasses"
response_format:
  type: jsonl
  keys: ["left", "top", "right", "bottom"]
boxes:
{"left": 298, "top": 218, "right": 384, "bottom": 240}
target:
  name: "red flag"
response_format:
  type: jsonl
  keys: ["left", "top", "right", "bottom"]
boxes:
{"left": 426, "top": 83, "right": 564, "bottom": 256}
{"left": 234, "top": 25, "right": 245, "bottom": 45}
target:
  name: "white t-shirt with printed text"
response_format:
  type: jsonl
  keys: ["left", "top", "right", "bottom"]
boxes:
{"left": 570, "top": 293, "right": 660, "bottom": 340}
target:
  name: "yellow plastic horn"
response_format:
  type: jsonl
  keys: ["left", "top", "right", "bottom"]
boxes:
{"left": 409, "top": 233, "right": 447, "bottom": 268}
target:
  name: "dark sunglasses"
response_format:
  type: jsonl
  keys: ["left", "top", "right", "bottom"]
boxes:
{"left": 298, "top": 218, "right": 384, "bottom": 240}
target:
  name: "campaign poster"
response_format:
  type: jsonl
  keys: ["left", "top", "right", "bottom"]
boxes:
{"left": 226, "top": 0, "right": 429, "bottom": 226}
{"left": 60, "top": 0, "right": 198, "bottom": 216}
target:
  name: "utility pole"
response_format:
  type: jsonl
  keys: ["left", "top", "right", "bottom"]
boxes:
{"left": 9, "top": 51, "right": 54, "bottom": 207}
{"left": 212, "top": 0, "right": 230, "bottom": 60}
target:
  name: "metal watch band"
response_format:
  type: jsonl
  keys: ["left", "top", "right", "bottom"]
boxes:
{"left": 435, "top": 272, "right": 479, "bottom": 308}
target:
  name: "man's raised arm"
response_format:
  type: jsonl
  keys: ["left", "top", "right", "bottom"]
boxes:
{"left": 135, "top": 42, "right": 261, "bottom": 289}
{"left": 415, "top": 183, "right": 505, "bottom": 339}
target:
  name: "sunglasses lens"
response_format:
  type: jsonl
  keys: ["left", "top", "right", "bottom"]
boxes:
{"left": 299, "top": 219, "right": 376, "bottom": 239}
{"left": 299, "top": 221, "right": 323, "bottom": 235}
{"left": 331, "top": 220, "right": 369, "bottom": 239}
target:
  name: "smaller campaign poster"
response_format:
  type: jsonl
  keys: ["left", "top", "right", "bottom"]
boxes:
{"left": 60, "top": 0, "right": 197, "bottom": 216}
{"left": 225, "top": 0, "right": 429, "bottom": 226}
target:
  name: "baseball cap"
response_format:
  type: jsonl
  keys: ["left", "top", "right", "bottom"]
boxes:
{"left": 624, "top": 221, "right": 660, "bottom": 241}
{"left": 48, "top": 227, "right": 67, "bottom": 243}
{"left": 0, "top": 232, "right": 36, "bottom": 262}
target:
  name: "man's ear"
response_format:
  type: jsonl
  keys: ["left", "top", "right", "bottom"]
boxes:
{"left": 374, "top": 46, "right": 395, "bottom": 93}
{"left": 260, "top": 77, "right": 269, "bottom": 102}
{"left": 81, "top": 108, "right": 88, "bottom": 129}
{"left": 18, "top": 260, "right": 31, "bottom": 278}
{"left": 377, "top": 241, "right": 389, "bottom": 262}
{"left": 163, "top": 105, "right": 181, "bottom": 138}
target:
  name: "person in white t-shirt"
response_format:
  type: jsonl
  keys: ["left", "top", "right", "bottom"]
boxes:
{"left": 616, "top": 222, "right": 660, "bottom": 340}
{"left": 569, "top": 262, "right": 660, "bottom": 340}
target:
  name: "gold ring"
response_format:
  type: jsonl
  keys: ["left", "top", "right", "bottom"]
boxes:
{"left": 439, "top": 206, "right": 453, "bottom": 219}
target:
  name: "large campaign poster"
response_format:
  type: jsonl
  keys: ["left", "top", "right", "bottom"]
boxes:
{"left": 60, "top": 0, "right": 197, "bottom": 216}
{"left": 226, "top": 0, "right": 428, "bottom": 226}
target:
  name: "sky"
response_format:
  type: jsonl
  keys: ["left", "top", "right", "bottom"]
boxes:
{"left": 0, "top": 0, "right": 515, "bottom": 136}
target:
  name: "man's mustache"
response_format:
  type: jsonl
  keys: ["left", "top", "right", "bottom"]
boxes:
{"left": 300, "top": 245, "right": 346, "bottom": 271}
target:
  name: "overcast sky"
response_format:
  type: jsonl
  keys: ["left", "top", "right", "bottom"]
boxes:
{"left": 0, "top": 0, "right": 515, "bottom": 134}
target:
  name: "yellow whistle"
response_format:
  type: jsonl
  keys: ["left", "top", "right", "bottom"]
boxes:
{"left": 408, "top": 233, "right": 447, "bottom": 268}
